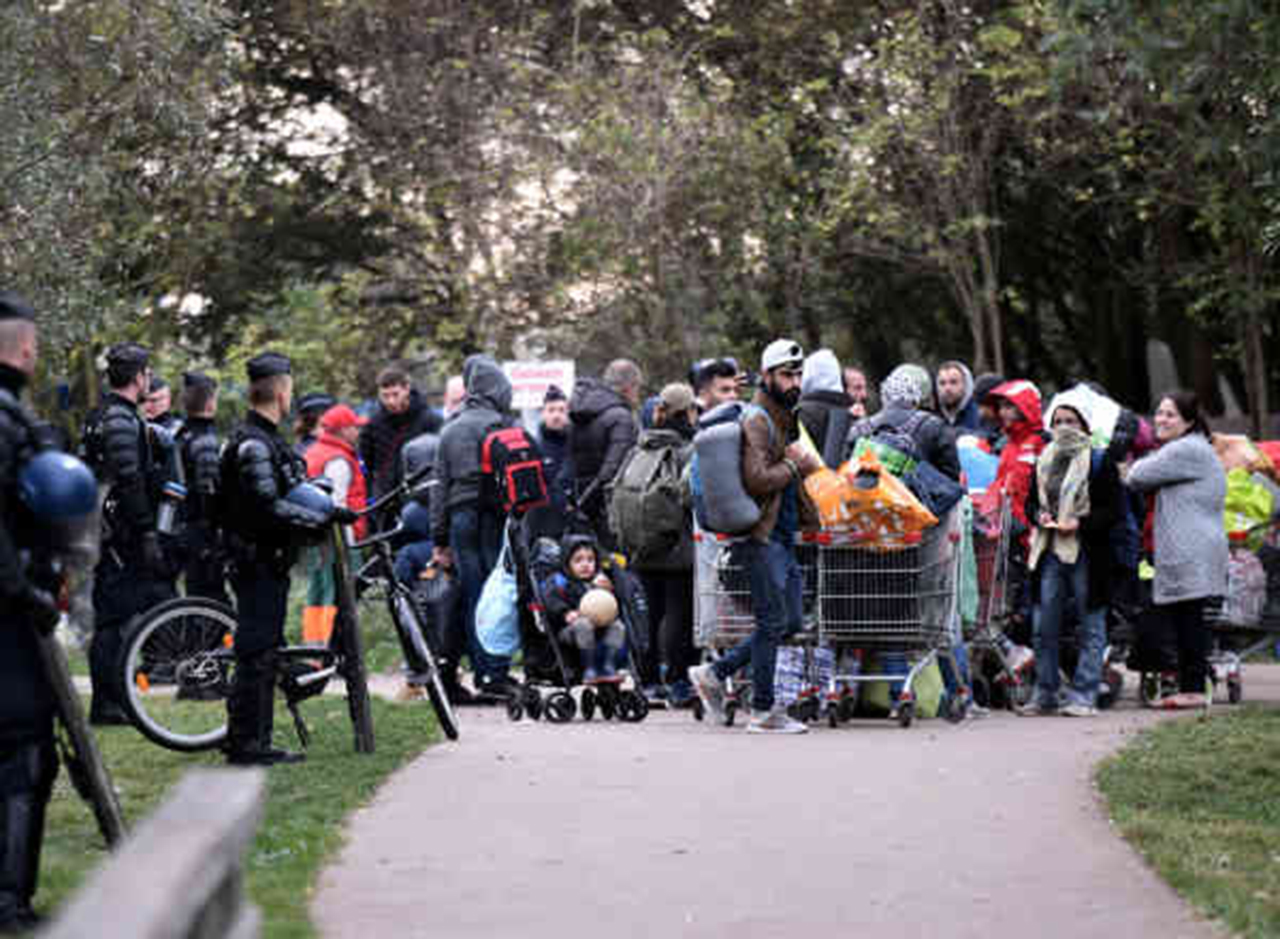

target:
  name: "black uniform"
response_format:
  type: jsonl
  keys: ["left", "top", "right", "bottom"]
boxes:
{"left": 0, "top": 363, "right": 59, "bottom": 931}
{"left": 175, "top": 416, "right": 228, "bottom": 605}
{"left": 82, "top": 392, "right": 175, "bottom": 722}
{"left": 219, "top": 410, "right": 329, "bottom": 763}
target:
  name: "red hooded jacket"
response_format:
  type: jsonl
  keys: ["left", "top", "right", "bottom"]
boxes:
{"left": 978, "top": 380, "right": 1046, "bottom": 534}
{"left": 306, "top": 430, "right": 368, "bottom": 539}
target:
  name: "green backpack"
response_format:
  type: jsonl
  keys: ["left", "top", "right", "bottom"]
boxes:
{"left": 608, "top": 431, "right": 686, "bottom": 563}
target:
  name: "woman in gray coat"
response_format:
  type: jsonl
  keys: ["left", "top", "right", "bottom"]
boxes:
{"left": 1125, "top": 390, "right": 1227, "bottom": 707}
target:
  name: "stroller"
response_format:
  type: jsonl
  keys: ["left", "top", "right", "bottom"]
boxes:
{"left": 504, "top": 507, "right": 651, "bottom": 724}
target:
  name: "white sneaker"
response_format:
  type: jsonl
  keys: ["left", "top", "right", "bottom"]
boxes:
{"left": 689, "top": 664, "right": 727, "bottom": 724}
{"left": 1062, "top": 702, "right": 1098, "bottom": 718}
{"left": 747, "top": 709, "right": 809, "bottom": 735}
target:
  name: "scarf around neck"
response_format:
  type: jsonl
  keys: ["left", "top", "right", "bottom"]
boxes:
{"left": 1028, "top": 427, "right": 1092, "bottom": 569}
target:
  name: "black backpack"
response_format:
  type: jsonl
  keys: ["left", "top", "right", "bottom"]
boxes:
{"left": 481, "top": 425, "right": 549, "bottom": 516}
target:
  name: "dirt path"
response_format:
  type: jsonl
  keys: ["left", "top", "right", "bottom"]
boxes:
{"left": 314, "top": 667, "right": 1280, "bottom": 938}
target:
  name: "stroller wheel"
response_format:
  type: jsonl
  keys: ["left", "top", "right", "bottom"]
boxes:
{"left": 619, "top": 690, "right": 650, "bottom": 723}
{"left": 1228, "top": 680, "right": 1243, "bottom": 705}
{"left": 545, "top": 691, "right": 577, "bottom": 724}
{"left": 581, "top": 687, "right": 597, "bottom": 722}
{"left": 598, "top": 689, "right": 617, "bottom": 721}
{"left": 691, "top": 697, "right": 704, "bottom": 722}
{"left": 522, "top": 687, "right": 544, "bottom": 721}
{"left": 506, "top": 699, "right": 524, "bottom": 722}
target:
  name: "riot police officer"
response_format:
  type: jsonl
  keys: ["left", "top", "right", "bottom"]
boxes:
{"left": 0, "top": 293, "right": 60, "bottom": 931}
{"left": 220, "top": 352, "right": 354, "bottom": 766}
{"left": 174, "top": 371, "right": 228, "bottom": 605}
{"left": 81, "top": 342, "right": 175, "bottom": 725}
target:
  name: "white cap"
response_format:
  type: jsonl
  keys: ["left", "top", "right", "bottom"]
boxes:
{"left": 761, "top": 338, "right": 804, "bottom": 374}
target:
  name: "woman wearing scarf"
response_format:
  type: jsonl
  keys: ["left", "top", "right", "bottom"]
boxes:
{"left": 1125, "top": 390, "right": 1227, "bottom": 709}
{"left": 1019, "top": 391, "right": 1122, "bottom": 716}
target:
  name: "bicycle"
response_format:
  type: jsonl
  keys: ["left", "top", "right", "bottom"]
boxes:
{"left": 118, "top": 465, "right": 458, "bottom": 753}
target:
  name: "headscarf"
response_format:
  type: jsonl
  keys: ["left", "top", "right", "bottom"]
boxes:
{"left": 1028, "top": 414, "right": 1093, "bottom": 570}
{"left": 879, "top": 364, "right": 931, "bottom": 409}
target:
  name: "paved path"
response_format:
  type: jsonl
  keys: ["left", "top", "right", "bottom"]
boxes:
{"left": 315, "top": 667, "right": 1280, "bottom": 938}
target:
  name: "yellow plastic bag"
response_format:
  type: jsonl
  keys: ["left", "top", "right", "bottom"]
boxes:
{"left": 836, "top": 453, "right": 938, "bottom": 542}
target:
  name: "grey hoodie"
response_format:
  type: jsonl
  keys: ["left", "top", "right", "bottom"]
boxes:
{"left": 936, "top": 361, "right": 980, "bottom": 430}
{"left": 430, "top": 355, "right": 514, "bottom": 542}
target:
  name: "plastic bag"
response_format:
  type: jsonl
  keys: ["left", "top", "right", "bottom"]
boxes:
{"left": 957, "top": 442, "right": 998, "bottom": 494}
{"left": 1214, "top": 434, "right": 1280, "bottom": 484}
{"left": 1225, "top": 544, "right": 1266, "bottom": 626}
{"left": 836, "top": 453, "right": 938, "bottom": 543}
{"left": 1224, "top": 467, "right": 1274, "bottom": 550}
{"left": 804, "top": 467, "right": 857, "bottom": 528}
{"left": 476, "top": 533, "right": 521, "bottom": 656}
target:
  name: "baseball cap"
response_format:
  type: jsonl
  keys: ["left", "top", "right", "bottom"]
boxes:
{"left": 660, "top": 382, "right": 695, "bottom": 413}
{"left": 320, "top": 404, "right": 369, "bottom": 430}
{"left": 760, "top": 339, "right": 804, "bottom": 374}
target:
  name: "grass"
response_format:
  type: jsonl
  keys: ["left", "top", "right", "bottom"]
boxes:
{"left": 1097, "top": 706, "right": 1280, "bottom": 939}
{"left": 38, "top": 694, "right": 438, "bottom": 938}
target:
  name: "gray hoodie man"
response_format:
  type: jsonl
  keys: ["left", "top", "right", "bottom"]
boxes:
{"left": 429, "top": 355, "right": 514, "bottom": 545}
{"left": 935, "top": 360, "right": 980, "bottom": 431}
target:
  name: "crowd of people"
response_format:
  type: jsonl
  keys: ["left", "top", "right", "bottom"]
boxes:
{"left": 0, "top": 282, "right": 1239, "bottom": 929}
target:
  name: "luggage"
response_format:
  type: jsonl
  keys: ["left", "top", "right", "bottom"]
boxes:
{"left": 690, "top": 402, "right": 776, "bottom": 535}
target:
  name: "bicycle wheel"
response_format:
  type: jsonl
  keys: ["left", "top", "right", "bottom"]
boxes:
{"left": 120, "top": 597, "right": 237, "bottom": 752}
{"left": 393, "top": 592, "right": 460, "bottom": 741}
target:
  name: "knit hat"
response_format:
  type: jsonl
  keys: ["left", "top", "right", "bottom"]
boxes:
{"left": 880, "top": 364, "right": 929, "bottom": 408}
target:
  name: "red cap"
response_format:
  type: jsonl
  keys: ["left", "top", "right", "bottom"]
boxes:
{"left": 320, "top": 404, "right": 368, "bottom": 430}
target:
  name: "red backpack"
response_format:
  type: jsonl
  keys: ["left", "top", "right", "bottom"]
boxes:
{"left": 480, "top": 426, "right": 549, "bottom": 516}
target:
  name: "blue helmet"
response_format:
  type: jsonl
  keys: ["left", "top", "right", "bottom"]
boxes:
{"left": 20, "top": 451, "right": 97, "bottom": 519}
{"left": 18, "top": 451, "right": 99, "bottom": 555}
{"left": 285, "top": 481, "right": 336, "bottom": 518}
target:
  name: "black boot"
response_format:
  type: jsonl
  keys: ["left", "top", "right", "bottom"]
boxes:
{"left": 226, "top": 651, "right": 303, "bottom": 766}
{"left": 0, "top": 746, "right": 54, "bottom": 933}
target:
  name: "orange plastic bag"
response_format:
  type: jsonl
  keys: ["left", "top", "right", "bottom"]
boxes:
{"left": 836, "top": 453, "right": 938, "bottom": 542}
{"left": 804, "top": 467, "right": 857, "bottom": 528}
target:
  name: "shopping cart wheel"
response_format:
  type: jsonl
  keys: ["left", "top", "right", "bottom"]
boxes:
{"left": 506, "top": 698, "right": 524, "bottom": 722}
{"left": 1010, "top": 678, "right": 1035, "bottom": 710}
{"left": 691, "top": 698, "right": 705, "bottom": 722}
{"left": 581, "top": 687, "right": 597, "bottom": 721}
{"left": 1228, "top": 680, "right": 1243, "bottom": 704}
{"left": 827, "top": 709, "right": 839, "bottom": 729}
{"left": 545, "top": 692, "right": 577, "bottom": 724}
{"left": 944, "top": 695, "right": 967, "bottom": 724}
{"left": 723, "top": 701, "right": 738, "bottom": 727}
{"left": 897, "top": 702, "right": 915, "bottom": 728}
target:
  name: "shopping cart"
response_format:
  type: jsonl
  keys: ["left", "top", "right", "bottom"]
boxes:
{"left": 1199, "top": 520, "right": 1280, "bottom": 705}
{"left": 691, "top": 529, "right": 822, "bottom": 725}
{"left": 965, "top": 494, "right": 1036, "bottom": 710}
{"left": 816, "top": 507, "right": 968, "bottom": 728}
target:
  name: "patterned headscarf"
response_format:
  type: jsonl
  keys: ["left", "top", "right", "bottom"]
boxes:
{"left": 880, "top": 364, "right": 930, "bottom": 409}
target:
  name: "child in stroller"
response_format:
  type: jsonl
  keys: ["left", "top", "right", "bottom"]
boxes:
{"left": 507, "top": 526, "right": 651, "bottom": 723}
{"left": 544, "top": 534, "right": 627, "bottom": 683}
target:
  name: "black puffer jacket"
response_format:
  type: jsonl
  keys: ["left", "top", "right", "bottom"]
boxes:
{"left": 430, "top": 355, "right": 513, "bottom": 544}
{"left": 82, "top": 391, "right": 157, "bottom": 545}
{"left": 797, "top": 390, "right": 854, "bottom": 469}
{"left": 569, "top": 378, "right": 637, "bottom": 538}
{"left": 0, "top": 364, "right": 56, "bottom": 745}
{"left": 358, "top": 388, "right": 442, "bottom": 502}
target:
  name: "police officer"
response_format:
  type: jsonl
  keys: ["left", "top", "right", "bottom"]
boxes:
{"left": 143, "top": 376, "right": 182, "bottom": 432}
{"left": 220, "top": 352, "right": 354, "bottom": 766}
{"left": 0, "top": 293, "right": 60, "bottom": 931}
{"left": 174, "top": 371, "right": 228, "bottom": 605}
{"left": 82, "top": 342, "right": 175, "bottom": 725}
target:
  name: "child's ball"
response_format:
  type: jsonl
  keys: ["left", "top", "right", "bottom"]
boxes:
{"left": 579, "top": 588, "right": 618, "bottom": 627}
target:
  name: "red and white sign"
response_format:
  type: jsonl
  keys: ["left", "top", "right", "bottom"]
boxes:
{"left": 503, "top": 360, "right": 575, "bottom": 411}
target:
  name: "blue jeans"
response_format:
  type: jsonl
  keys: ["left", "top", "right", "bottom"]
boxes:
{"left": 1033, "top": 553, "right": 1106, "bottom": 707}
{"left": 449, "top": 506, "right": 508, "bottom": 683}
{"left": 713, "top": 539, "right": 803, "bottom": 713}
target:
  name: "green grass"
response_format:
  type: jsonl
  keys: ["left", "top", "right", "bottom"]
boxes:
{"left": 1097, "top": 706, "right": 1280, "bottom": 939}
{"left": 39, "top": 695, "right": 437, "bottom": 938}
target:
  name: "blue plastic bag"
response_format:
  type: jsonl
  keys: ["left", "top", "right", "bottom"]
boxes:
{"left": 476, "top": 532, "right": 521, "bottom": 657}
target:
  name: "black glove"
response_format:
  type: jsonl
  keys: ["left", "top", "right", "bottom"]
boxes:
{"left": 333, "top": 507, "right": 360, "bottom": 526}
{"left": 141, "top": 531, "right": 167, "bottom": 574}
{"left": 20, "top": 584, "right": 60, "bottom": 636}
